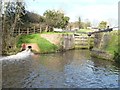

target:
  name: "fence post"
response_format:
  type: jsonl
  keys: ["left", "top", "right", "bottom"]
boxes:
{"left": 18, "top": 27, "right": 20, "bottom": 35}
{"left": 40, "top": 26, "right": 41, "bottom": 33}
{"left": 88, "top": 36, "right": 90, "bottom": 49}
{"left": 34, "top": 26, "right": 35, "bottom": 33}
{"left": 27, "top": 28, "right": 29, "bottom": 34}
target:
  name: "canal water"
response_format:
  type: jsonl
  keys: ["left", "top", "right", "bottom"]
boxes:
{"left": 2, "top": 50, "right": 120, "bottom": 88}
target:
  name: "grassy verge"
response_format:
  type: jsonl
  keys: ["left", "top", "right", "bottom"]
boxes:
{"left": 104, "top": 30, "right": 118, "bottom": 54}
{"left": 105, "top": 30, "right": 119, "bottom": 62}
{"left": 17, "top": 34, "right": 59, "bottom": 53}
{"left": 41, "top": 31, "right": 73, "bottom": 35}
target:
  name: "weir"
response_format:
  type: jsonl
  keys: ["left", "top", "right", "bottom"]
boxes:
{"left": 0, "top": 49, "right": 34, "bottom": 61}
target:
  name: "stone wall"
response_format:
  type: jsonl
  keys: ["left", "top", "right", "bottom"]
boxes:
{"left": 91, "top": 48, "right": 114, "bottom": 61}
{"left": 91, "top": 31, "right": 115, "bottom": 60}
{"left": 41, "top": 33, "right": 95, "bottom": 51}
{"left": 62, "top": 34, "right": 75, "bottom": 50}
{"left": 41, "top": 34, "right": 62, "bottom": 46}
{"left": 94, "top": 32, "right": 111, "bottom": 50}
{"left": 41, "top": 34, "right": 75, "bottom": 51}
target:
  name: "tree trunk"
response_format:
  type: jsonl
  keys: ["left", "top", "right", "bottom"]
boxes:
{"left": 2, "top": 14, "right": 7, "bottom": 55}
{"left": 45, "top": 25, "right": 48, "bottom": 32}
{"left": 2, "top": 12, "right": 19, "bottom": 55}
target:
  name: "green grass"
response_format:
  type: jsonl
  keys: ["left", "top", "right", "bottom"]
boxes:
{"left": 17, "top": 34, "right": 59, "bottom": 53}
{"left": 41, "top": 32, "right": 61, "bottom": 34}
{"left": 104, "top": 31, "right": 119, "bottom": 54}
{"left": 41, "top": 31, "right": 73, "bottom": 35}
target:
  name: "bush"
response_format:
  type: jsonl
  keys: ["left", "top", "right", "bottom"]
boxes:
{"left": 113, "top": 51, "right": 120, "bottom": 63}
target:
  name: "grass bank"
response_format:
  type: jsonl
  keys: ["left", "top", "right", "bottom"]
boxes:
{"left": 104, "top": 30, "right": 118, "bottom": 54}
{"left": 41, "top": 31, "right": 73, "bottom": 35}
{"left": 17, "top": 34, "right": 59, "bottom": 53}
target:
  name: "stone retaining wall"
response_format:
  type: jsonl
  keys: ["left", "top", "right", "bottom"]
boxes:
{"left": 91, "top": 32, "right": 115, "bottom": 61}
{"left": 41, "top": 34, "right": 75, "bottom": 51}
{"left": 91, "top": 49, "right": 114, "bottom": 61}
{"left": 41, "top": 33, "right": 95, "bottom": 51}
{"left": 61, "top": 34, "right": 75, "bottom": 50}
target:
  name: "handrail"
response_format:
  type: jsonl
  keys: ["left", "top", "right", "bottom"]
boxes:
{"left": 87, "top": 28, "right": 113, "bottom": 36}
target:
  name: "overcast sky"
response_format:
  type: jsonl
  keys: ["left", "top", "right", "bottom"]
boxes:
{"left": 25, "top": 0, "right": 119, "bottom": 27}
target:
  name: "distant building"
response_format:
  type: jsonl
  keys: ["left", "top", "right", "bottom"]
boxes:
{"left": 71, "top": 28, "right": 79, "bottom": 32}
{"left": 53, "top": 28, "right": 63, "bottom": 32}
{"left": 87, "top": 27, "right": 92, "bottom": 29}
{"left": 113, "top": 27, "right": 118, "bottom": 30}
{"left": 91, "top": 27, "right": 99, "bottom": 31}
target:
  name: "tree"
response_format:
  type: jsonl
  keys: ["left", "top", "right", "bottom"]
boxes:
{"left": 67, "top": 21, "right": 85, "bottom": 30}
{"left": 0, "top": 0, "right": 2, "bottom": 55}
{"left": 22, "top": 11, "right": 42, "bottom": 24}
{"left": 83, "top": 22, "right": 91, "bottom": 29}
{"left": 86, "top": 22, "right": 91, "bottom": 27}
{"left": 43, "top": 10, "right": 55, "bottom": 31}
{"left": 78, "top": 17, "right": 81, "bottom": 29}
{"left": 2, "top": 0, "right": 26, "bottom": 55}
{"left": 98, "top": 21, "right": 107, "bottom": 29}
{"left": 57, "top": 16, "right": 69, "bottom": 29}
{"left": 43, "top": 9, "right": 70, "bottom": 31}
{"left": 83, "top": 19, "right": 91, "bottom": 29}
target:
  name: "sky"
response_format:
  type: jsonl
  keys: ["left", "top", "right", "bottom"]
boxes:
{"left": 25, "top": 0, "right": 119, "bottom": 27}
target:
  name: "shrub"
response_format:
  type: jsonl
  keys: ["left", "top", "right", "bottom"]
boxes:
{"left": 113, "top": 50, "right": 120, "bottom": 63}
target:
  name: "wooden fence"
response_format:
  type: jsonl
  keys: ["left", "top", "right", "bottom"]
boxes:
{"left": 13, "top": 26, "right": 42, "bottom": 35}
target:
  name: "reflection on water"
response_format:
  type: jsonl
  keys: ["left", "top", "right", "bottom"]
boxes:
{"left": 2, "top": 50, "right": 120, "bottom": 88}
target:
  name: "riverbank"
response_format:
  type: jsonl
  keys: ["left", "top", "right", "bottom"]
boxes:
{"left": 17, "top": 33, "right": 74, "bottom": 54}
{"left": 17, "top": 34, "right": 59, "bottom": 54}
{"left": 14, "top": 29, "right": 120, "bottom": 62}
{"left": 16, "top": 31, "right": 95, "bottom": 54}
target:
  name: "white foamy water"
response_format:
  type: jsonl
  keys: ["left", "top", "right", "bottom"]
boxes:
{"left": 0, "top": 48, "right": 34, "bottom": 61}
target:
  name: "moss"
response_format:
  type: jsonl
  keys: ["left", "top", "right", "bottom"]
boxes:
{"left": 41, "top": 31, "right": 73, "bottom": 35}
{"left": 104, "top": 31, "right": 118, "bottom": 54}
{"left": 92, "top": 30, "right": 119, "bottom": 61}
{"left": 91, "top": 48, "right": 114, "bottom": 61}
{"left": 113, "top": 50, "right": 120, "bottom": 63}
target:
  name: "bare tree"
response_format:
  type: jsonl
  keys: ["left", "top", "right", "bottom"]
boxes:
{"left": 2, "top": 0, "right": 26, "bottom": 55}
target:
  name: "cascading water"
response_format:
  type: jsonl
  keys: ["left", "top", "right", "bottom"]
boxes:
{"left": 0, "top": 48, "right": 34, "bottom": 61}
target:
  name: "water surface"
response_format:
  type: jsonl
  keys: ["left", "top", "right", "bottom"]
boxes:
{"left": 2, "top": 50, "right": 120, "bottom": 88}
